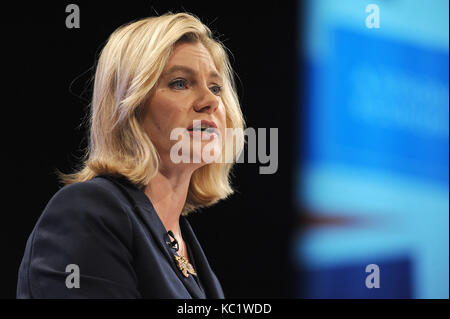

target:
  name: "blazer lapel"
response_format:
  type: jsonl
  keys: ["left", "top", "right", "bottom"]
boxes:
{"left": 98, "top": 174, "right": 206, "bottom": 299}
{"left": 181, "top": 217, "right": 225, "bottom": 298}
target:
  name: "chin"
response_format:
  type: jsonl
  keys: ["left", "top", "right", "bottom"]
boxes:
{"left": 190, "top": 148, "right": 222, "bottom": 164}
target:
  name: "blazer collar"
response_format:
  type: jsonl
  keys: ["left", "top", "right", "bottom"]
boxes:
{"left": 96, "top": 173, "right": 223, "bottom": 299}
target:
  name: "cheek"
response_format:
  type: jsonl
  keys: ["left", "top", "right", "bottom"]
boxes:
{"left": 216, "top": 104, "right": 227, "bottom": 150}
{"left": 218, "top": 103, "right": 227, "bottom": 130}
{"left": 146, "top": 92, "right": 186, "bottom": 135}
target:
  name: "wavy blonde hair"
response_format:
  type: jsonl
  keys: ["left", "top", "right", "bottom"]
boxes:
{"left": 58, "top": 12, "right": 245, "bottom": 215}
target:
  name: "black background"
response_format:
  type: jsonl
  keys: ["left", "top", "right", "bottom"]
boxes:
{"left": 1, "top": 1, "right": 302, "bottom": 298}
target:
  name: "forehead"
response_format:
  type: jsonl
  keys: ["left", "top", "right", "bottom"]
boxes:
{"left": 165, "top": 42, "right": 219, "bottom": 72}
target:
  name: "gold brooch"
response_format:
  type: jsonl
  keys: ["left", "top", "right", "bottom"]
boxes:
{"left": 175, "top": 255, "right": 197, "bottom": 277}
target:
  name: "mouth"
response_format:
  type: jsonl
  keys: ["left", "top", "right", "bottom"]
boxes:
{"left": 187, "top": 120, "right": 219, "bottom": 135}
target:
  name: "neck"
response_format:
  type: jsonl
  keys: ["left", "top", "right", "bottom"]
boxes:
{"left": 143, "top": 165, "right": 194, "bottom": 237}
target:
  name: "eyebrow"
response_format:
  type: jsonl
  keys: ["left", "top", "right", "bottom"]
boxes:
{"left": 163, "top": 65, "right": 223, "bottom": 82}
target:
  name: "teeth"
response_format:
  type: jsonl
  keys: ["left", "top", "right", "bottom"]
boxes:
{"left": 190, "top": 126, "right": 215, "bottom": 132}
{"left": 188, "top": 122, "right": 216, "bottom": 132}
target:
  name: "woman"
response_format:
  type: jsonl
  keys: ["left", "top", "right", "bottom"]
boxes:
{"left": 17, "top": 12, "right": 244, "bottom": 299}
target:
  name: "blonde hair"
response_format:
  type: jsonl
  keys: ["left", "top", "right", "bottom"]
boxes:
{"left": 58, "top": 12, "right": 245, "bottom": 215}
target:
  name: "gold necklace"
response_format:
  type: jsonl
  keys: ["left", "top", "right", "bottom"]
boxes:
{"left": 168, "top": 230, "right": 197, "bottom": 278}
{"left": 175, "top": 254, "right": 197, "bottom": 277}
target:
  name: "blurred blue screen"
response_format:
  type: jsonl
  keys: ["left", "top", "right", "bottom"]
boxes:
{"left": 296, "top": 0, "right": 449, "bottom": 298}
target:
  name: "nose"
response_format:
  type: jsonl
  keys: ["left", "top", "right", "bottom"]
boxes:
{"left": 193, "top": 86, "right": 219, "bottom": 114}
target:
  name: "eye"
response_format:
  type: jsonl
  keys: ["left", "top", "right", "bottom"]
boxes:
{"left": 210, "top": 85, "right": 222, "bottom": 96}
{"left": 169, "top": 79, "right": 187, "bottom": 90}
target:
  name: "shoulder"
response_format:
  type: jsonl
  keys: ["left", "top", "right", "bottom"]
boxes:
{"left": 19, "top": 176, "right": 139, "bottom": 298}
{"left": 36, "top": 176, "right": 133, "bottom": 242}
{"left": 45, "top": 176, "right": 131, "bottom": 217}
{"left": 50, "top": 176, "right": 124, "bottom": 205}
{"left": 32, "top": 175, "right": 135, "bottom": 261}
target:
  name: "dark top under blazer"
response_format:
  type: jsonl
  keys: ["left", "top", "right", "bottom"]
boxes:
{"left": 17, "top": 174, "right": 225, "bottom": 299}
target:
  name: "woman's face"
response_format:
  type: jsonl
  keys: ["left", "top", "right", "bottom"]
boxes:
{"left": 142, "top": 41, "right": 226, "bottom": 170}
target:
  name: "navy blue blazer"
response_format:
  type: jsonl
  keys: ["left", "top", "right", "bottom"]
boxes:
{"left": 17, "top": 174, "right": 225, "bottom": 299}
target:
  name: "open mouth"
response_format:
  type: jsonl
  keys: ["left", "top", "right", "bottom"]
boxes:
{"left": 187, "top": 120, "right": 218, "bottom": 134}
{"left": 188, "top": 126, "right": 217, "bottom": 133}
